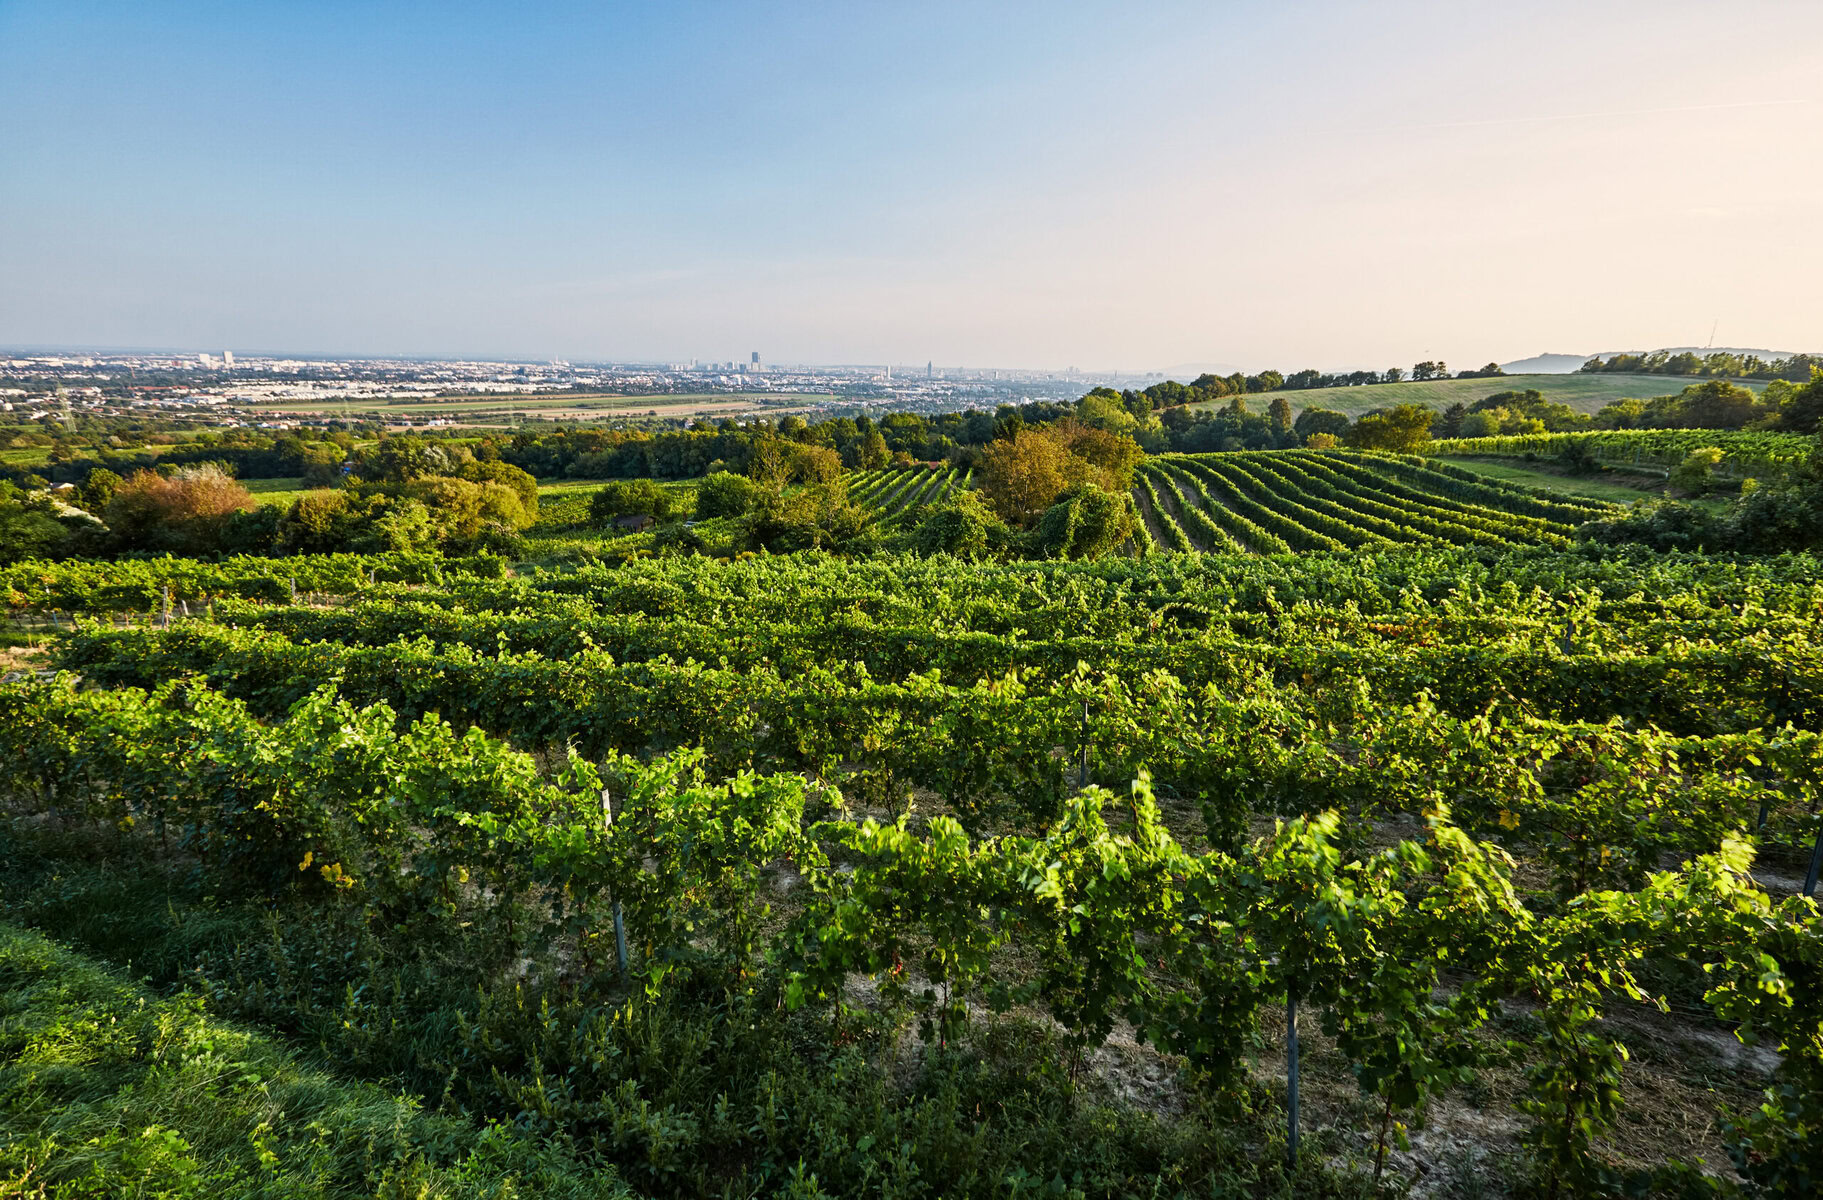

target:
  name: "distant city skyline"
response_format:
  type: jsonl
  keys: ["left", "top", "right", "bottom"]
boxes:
{"left": 3, "top": 2, "right": 1820, "bottom": 369}
{"left": 6, "top": 340, "right": 1816, "bottom": 382}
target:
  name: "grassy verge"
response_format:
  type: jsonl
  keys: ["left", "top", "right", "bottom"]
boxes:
{"left": 0, "top": 921, "right": 631, "bottom": 1199}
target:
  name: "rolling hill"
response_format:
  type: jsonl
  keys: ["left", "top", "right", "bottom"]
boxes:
{"left": 1194, "top": 372, "right": 1762, "bottom": 419}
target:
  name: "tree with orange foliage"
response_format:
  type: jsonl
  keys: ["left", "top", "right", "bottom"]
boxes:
{"left": 976, "top": 423, "right": 1143, "bottom": 527}
{"left": 104, "top": 466, "right": 256, "bottom": 553}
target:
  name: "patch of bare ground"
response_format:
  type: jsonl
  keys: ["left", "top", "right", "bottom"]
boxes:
{"left": 1395, "top": 1103, "right": 1528, "bottom": 1198}
{"left": 1134, "top": 486, "right": 1175, "bottom": 551}
{"left": 0, "top": 645, "right": 52, "bottom": 676}
{"left": 1750, "top": 865, "right": 1812, "bottom": 898}
{"left": 1082, "top": 1019, "right": 1189, "bottom": 1117}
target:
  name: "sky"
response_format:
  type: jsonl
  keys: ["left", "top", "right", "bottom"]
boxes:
{"left": 2, "top": 0, "right": 1820, "bottom": 372}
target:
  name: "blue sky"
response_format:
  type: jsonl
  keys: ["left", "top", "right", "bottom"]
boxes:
{"left": 3, "top": 1, "right": 1820, "bottom": 368}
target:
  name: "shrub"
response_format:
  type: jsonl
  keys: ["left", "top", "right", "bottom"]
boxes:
{"left": 1581, "top": 500, "right": 1720, "bottom": 551}
{"left": 590, "top": 479, "right": 674, "bottom": 524}
{"left": 695, "top": 472, "right": 761, "bottom": 519}
{"left": 741, "top": 483, "right": 874, "bottom": 553}
{"left": 1669, "top": 447, "right": 1725, "bottom": 494}
{"left": 912, "top": 491, "right": 1008, "bottom": 559}
{"left": 1028, "top": 483, "right": 1140, "bottom": 560}
{"left": 1558, "top": 441, "right": 1603, "bottom": 476}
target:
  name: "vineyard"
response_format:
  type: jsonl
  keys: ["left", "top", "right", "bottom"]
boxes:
{"left": 1432, "top": 429, "right": 1817, "bottom": 479}
{"left": 1134, "top": 451, "right": 1616, "bottom": 554}
{"left": 3, "top": 545, "right": 1821, "bottom": 1197}
{"left": 850, "top": 463, "right": 972, "bottom": 518}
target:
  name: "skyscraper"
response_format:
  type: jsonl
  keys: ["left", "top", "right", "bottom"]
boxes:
{"left": 223, "top": 350, "right": 234, "bottom": 368}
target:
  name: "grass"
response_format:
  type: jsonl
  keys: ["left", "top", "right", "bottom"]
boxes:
{"left": 1199, "top": 373, "right": 1766, "bottom": 419}
{"left": 1437, "top": 459, "right": 1664, "bottom": 505}
{"left": 1438, "top": 457, "right": 1734, "bottom": 512}
{"left": 241, "top": 476, "right": 317, "bottom": 508}
{"left": 0, "top": 922, "right": 633, "bottom": 1199}
{"left": 524, "top": 477, "right": 701, "bottom": 551}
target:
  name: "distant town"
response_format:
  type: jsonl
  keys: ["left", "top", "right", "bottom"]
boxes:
{"left": 0, "top": 350, "right": 1160, "bottom": 430}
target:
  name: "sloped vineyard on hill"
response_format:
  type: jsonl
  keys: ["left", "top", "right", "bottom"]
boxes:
{"left": 1133, "top": 451, "right": 1616, "bottom": 553}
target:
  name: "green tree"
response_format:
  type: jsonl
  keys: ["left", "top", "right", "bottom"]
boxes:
{"left": 457, "top": 459, "right": 540, "bottom": 512}
{"left": 360, "top": 436, "right": 438, "bottom": 483}
{"left": 1294, "top": 408, "right": 1351, "bottom": 443}
{"left": 741, "top": 482, "right": 873, "bottom": 553}
{"left": 1778, "top": 368, "right": 1823, "bottom": 434}
{"left": 278, "top": 490, "right": 361, "bottom": 554}
{"left": 0, "top": 481, "right": 76, "bottom": 563}
{"left": 1669, "top": 446, "right": 1726, "bottom": 494}
{"left": 858, "top": 428, "right": 889, "bottom": 468}
{"left": 1268, "top": 395, "right": 1293, "bottom": 441}
{"left": 787, "top": 443, "right": 843, "bottom": 485}
{"left": 976, "top": 426, "right": 1138, "bottom": 527}
{"left": 1433, "top": 402, "right": 1467, "bottom": 439}
{"left": 1348, "top": 405, "right": 1435, "bottom": 453}
{"left": 1076, "top": 390, "right": 1138, "bottom": 436}
{"left": 78, "top": 468, "right": 123, "bottom": 513}
{"left": 1677, "top": 380, "right": 1760, "bottom": 429}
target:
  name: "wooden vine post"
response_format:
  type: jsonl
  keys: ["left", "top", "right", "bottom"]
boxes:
{"left": 1287, "top": 979, "right": 1301, "bottom": 1170}
{"left": 602, "top": 787, "right": 629, "bottom": 975}
{"left": 1078, "top": 698, "right": 1088, "bottom": 790}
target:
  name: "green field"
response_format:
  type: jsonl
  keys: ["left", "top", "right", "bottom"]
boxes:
{"left": 243, "top": 475, "right": 315, "bottom": 507}
{"left": 1196, "top": 373, "right": 1763, "bottom": 418}
{"left": 0, "top": 446, "right": 54, "bottom": 468}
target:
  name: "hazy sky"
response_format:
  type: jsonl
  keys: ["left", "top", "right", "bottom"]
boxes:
{"left": 3, "top": 1, "right": 1820, "bottom": 370}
